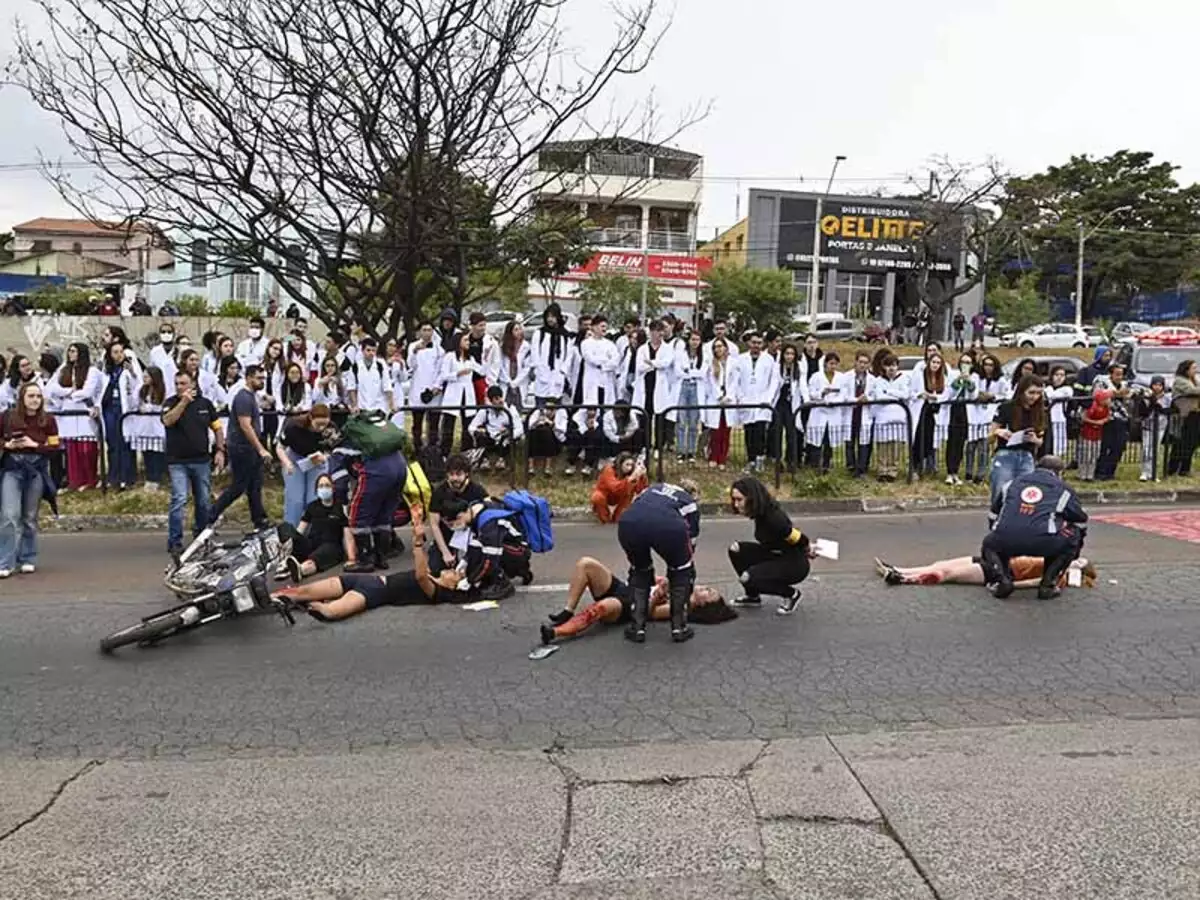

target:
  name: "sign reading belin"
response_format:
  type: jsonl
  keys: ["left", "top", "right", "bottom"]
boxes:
{"left": 776, "top": 197, "right": 958, "bottom": 275}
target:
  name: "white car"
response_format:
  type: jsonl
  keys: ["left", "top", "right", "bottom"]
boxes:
{"left": 1001, "top": 323, "right": 1091, "bottom": 349}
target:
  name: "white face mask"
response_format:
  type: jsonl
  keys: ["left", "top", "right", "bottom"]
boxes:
{"left": 316, "top": 487, "right": 334, "bottom": 502}
{"left": 160, "top": 332, "right": 174, "bottom": 344}
{"left": 249, "top": 328, "right": 263, "bottom": 340}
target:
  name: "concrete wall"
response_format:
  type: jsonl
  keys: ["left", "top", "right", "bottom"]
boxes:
{"left": 0, "top": 315, "right": 330, "bottom": 359}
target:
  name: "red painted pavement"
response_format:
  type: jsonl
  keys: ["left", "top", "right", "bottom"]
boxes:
{"left": 1093, "top": 509, "right": 1200, "bottom": 545}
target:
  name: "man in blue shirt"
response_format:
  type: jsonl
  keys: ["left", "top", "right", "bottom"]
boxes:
{"left": 209, "top": 365, "right": 272, "bottom": 529}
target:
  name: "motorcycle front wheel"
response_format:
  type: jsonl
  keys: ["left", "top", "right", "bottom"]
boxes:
{"left": 99, "top": 612, "right": 185, "bottom": 654}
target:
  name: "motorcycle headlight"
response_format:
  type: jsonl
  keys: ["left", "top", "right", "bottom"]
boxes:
{"left": 231, "top": 586, "right": 256, "bottom": 614}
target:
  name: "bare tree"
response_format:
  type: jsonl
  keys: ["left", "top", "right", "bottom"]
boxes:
{"left": 8, "top": 0, "right": 694, "bottom": 336}
{"left": 902, "top": 156, "right": 1020, "bottom": 316}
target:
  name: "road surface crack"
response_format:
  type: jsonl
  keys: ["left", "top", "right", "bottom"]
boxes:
{"left": 825, "top": 735, "right": 944, "bottom": 900}
{"left": 544, "top": 747, "right": 576, "bottom": 883}
{"left": 0, "top": 760, "right": 102, "bottom": 844}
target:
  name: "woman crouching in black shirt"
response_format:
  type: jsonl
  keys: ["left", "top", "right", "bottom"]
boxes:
{"left": 728, "top": 476, "right": 814, "bottom": 615}
{"left": 274, "top": 521, "right": 464, "bottom": 621}
{"left": 276, "top": 473, "right": 351, "bottom": 581}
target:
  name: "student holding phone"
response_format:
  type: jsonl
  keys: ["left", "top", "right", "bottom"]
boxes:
{"left": 987, "top": 374, "right": 1046, "bottom": 509}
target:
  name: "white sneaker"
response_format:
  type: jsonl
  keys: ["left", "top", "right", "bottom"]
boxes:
{"left": 1139, "top": 474, "right": 1149, "bottom": 482}
{"left": 564, "top": 465, "right": 576, "bottom": 475}
{"left": 18, "top": 564, "right": 35, "bottom": 574}
{"left": 945, "top": 475, "right": 955, "bottom": 485}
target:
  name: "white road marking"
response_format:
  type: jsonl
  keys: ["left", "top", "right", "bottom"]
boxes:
{"left": 517, "top": 583, "right": 570, "bottom": 593}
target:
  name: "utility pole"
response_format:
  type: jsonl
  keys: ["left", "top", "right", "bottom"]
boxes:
{"left": 807, "top": 155, "right": 846, "bottom": 320}
{"left": 1074, "top": 205, "right": 1132, "bottom": 328}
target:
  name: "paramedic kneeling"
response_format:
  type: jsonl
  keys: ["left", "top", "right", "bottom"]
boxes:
{"left": 980, "top": 455, "right": 1087, "bottom": 601}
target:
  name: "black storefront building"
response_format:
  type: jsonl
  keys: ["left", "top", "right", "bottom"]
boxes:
{"left": 744, "top": 189, "right": 982, "bottom": 328}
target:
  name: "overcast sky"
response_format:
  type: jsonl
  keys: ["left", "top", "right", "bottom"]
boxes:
{"left": 2, "top": 0, "right": 1196, "bottom": 239}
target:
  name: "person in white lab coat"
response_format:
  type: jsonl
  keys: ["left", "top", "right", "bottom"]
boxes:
{"left": 632, "top": 320, "right": 676, "bottom": 452}
{"left": 46, "top": 343, "right": 103, "bottom": 490}
{"left": 702, "top": 338, "right": 736, "bottom": 469}
{"left": 566, "top": 405, "right": 606, "bottom": 475}
{"left": 526, "top": 397, "right": 568, "bottom": 475}
{"left": 910, "top": 352, "right": 949, "bottom": 476}
{"left": 731, "top": 333, "right": 780, "bottom": 471}
{"left": 468, "top": 384, "right": 524, "bottom": 471}
{"left": 312, "top": 355, "right": 349, "bottom": 411}
{"left": 771, "top": 344, "right": 805, "bottom": 471}
{"left": 704, "top": 319, "right": 740, "bottom": 363}
{"left": 148, "top": 322, "right": 179, "bottom": 389}
{"left": 802, "top": 351, "right": 847, "bottom": 472}
{"left": 579, "top": 315, "right": 619, "bottom": 406}
{"left": 466, "top": 312, "right": 501, "bottom": 406}
{"left": 121, "top": 364, "right": 168, "bottom": 487}
{"left": 236, "top": 316, "right": 269, "bottom": 368}
{"left": 869, "top": 353, "right": 912, "bottom": 481}
{"left": 530, "top": 303, "right": 572, "bottom": 407}
{"left": 406, "top": 322, "right": 443, "bottom": 447}
{"left": 438, "top": 331, "right": 482, "bottom": 456}
{"left": 277, "top": 362, "right": 313, "bottom": 419}
{"left": 345, "top": 337, "right": 394, "bottom": 415}
{"left": 843, "top": 350, "right": 875, "bottom": 478}
{"left": 673, "top": 330, "right": 707, "bottom": 463}
{"left": 498, "top": 320, "right": 534, "bottom": 409}
{"left": 967, "top": 354, "right": 1008, "bottom": 484}
{"left": 602, "top": 401, "right": 644, "bottom": 459}
{"left": 941, "top": 352, "right": 979, "bottom": 485}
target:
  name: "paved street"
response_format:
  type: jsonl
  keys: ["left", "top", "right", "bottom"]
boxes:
{"left": 2, "top": 507, "right": 1199, "bottom": 898}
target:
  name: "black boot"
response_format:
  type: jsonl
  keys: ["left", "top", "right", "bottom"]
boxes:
{"left": 624, "top": 568, "right": 652, "bottom": 643}
{"left": 982, "top": 546, "right": 1014, "bottom": 599}
{"left": 668, "top": 578, "right": 694, "bottom": 643}
{"left": 342, "top": 534, "right": 376, "bottom": 573}
{"left": 373, "top": 530, "right": 391, "bottom": 571}
{"left": 1038, "top": 553, "right": 1072, "bottom": 600}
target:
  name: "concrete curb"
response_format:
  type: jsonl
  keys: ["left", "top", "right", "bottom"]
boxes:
{"left": 44, "top": 488, "right": 1200, "bottom": 532}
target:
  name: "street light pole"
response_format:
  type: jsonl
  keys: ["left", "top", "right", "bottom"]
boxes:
{"left": 1074, "top": 205, "right": 1132, "bottom": 329}
{"left": 808, "top": 155, "right": 846, "bottom": 320}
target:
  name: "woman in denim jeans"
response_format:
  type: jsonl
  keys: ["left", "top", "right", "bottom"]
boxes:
{"left": 0, "top": 382, "right": 59, "bottom": 578}
{"left": 988, "top": 374, "right": 1046, "bottom": 508}
{"left": 276, "top": 404, "right": 333, "bottom": 526}
{"left": 674, "top": 330, "right": 705, "bottom": 464}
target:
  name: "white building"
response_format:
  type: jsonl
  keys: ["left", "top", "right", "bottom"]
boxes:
{"left": 146, "top": 238, "right": 316, "bottom": 314}
{"left": 527, "top": 138, "right": 711, "bottom": 318}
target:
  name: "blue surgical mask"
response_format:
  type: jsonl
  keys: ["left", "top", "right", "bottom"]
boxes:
{"left": 317, "top": 486, "right": 334, "bottom": 502}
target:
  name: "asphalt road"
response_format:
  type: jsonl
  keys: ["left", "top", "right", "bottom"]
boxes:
{"left": 2, "top": 508, "right": 1199, "bottom": 760}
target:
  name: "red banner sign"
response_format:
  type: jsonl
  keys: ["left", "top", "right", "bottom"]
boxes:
{"left": 566, "top": 252, "right": 713, "bottom": 283}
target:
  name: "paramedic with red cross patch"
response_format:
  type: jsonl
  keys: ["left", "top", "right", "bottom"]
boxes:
{"left": 979, "top": 455, "right": 1088, "bottom": 601}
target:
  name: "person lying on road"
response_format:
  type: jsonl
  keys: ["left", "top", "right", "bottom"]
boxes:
{"left": 873, "top": 555, "right": 1097, "bottom": 589}
{"left": 540, "top": 556, "right": 735, "bottom": 645}
{"left": 274, "top": 522, "right": 463, "bottom": 621}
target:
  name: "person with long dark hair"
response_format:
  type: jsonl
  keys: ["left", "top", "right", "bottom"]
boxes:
{"left": 967, "top": 353, "right": 1006, "bottom": 484}
{"left": 215, "top": 355, "right": 244, "bottom": 409}
{"left": 276, "top": 403, "right": 333, "bottom": 526}
{"left": 498, "top": 320, "right": 532, "bottom": 409}
{"left": 0, "top": 354, "right": 40, "bottom": 413}
{"left": 771, "top": 343, "right": 803, "bottom": 471}
{"left": 728, "top": 476, "right": 814, "bottom": 615}
{"left": 942, "top": 353, "right": 977, "bottom": 485}
{"left": 100, "top": 342, "right": 141, "bottom": 489}
{"left": 530, "top": 303, "right": 571, "bottom": 407}
{"left": 674, "top": 330, "right": 706, "bottom": 464}
{"left": 0, "top": 382, "right": 60, "bottom": 577}
{"left": 988, "top": 373, "right": 1046, "bottom": 507}
{"left": 1167, "top": 359, "right": 1200, "bottom": 477}
{"left": 47, "top": 342, "right": 103, "bottom": 490}
{"left": 438, "top": 331, "right": 481, "bottom": 455}
{"left": 121, "top": 364, "right": 168, "bottom": 487}
{"left": 910, "top": 352, "right": 947, "bottom": 477}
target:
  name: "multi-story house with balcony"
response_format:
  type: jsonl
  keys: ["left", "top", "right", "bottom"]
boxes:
{"left": 527, "top": 138, "right": 711, "bottom": 319}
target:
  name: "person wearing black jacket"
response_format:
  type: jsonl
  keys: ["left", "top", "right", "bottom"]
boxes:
{"left": 728, "top": 476, "right": 814, "bottom": 615}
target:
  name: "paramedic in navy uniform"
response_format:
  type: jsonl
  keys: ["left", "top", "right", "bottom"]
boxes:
{"left": 980, "top": 455, "right": 1088, "bottom": 601}
{"left": 617, "top": 479, "right": 701, "bottom": 644}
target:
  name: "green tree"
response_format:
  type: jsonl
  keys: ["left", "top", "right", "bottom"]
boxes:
{"left": 173, "top": 295, "right": 210, "bottom": 315}
{"left": 986, "top": 275, "right": 1050, "bottom": 333}
{"left": 1003, "top": 151, "right": 1200, "bottom": 316}
{"left": 573, "top": 274, "right": 662, "bottom": 321}
{"left": 216, "top": 299, "right": 258, "bottom": 318}
{"left": 26, "top": 284, "right": 96, "bottom": 314}
{"left": 702, "top": 265, "right": 796, "bottom": 332}
{"left": 0, "top": 232, "right": 12, "bottom": 264}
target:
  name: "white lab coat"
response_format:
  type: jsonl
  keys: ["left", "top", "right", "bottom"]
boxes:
{"left": 148, "top": 344, "right": 178, "bottom": 389}
{"left": 731, "top": 352, "right": 779, "bottom": 425}
{"left": 526, "top": 406, "right": 568, "bottom": 443}
{"left": 701, "top": 359, "right": 736, "bottom": 431}
{"left": 632, "top": 340, "right": 677, "bottom": 416}
{"left": 968, "top": 375, "right": 1009, "bottom": 440}
{"left": 939, "top": 372, "right": 979, "bottom": 430}
{"left": 909, "top": 374, "right": 951, "bottom": 449}
{"left": 530, "top": 329, "right": 572, "bottom": 401}
{"left": 312, "top": 374, "right": 348, "bottom": 409}
{"left": 236, "top": 336, "right": 269, "bottom": 368}
{"left": 498, "top": 342, "right": 534, "bottom": 408}
{"left": 469, "top": 404, "right": 524, "bottom": 440}
{"left": 579, "top": 336, "right": 619, "bottom": 405}
{"left": 870, "top": 372, "right": 912, "bottom": 442}
{"left": 45, "top": 368, "right": 103, "bottom": 441}
{"left": 346, "top": 358, "right": 394, "bottom": 413}
{"left": 407, "top": 342, "right": 444, "bottom": 409}
{"left": 118, "top": 371, "right": 166, "bottom": 451}
{"left": 603, "top": 408, "right": 643, "bottom": 445}
{"left": 476, "top": 333, "right": 501, "bottom": 386}
{"left": 803, "top": 370, "right": 849, "bottom": 446}
{"left": 275, "top": 379, "right": 313, "bottom": 416}
{"left": 440, "top": 354, "right": 482, "bottom": 410}
{"left": 704, "top": 338, "right": 740, "bottom": 361}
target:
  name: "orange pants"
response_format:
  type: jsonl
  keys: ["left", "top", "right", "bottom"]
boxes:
{"left": 591, "top": 489, "right": 633, "bottom": 524}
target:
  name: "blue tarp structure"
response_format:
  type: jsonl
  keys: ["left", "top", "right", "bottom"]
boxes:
{"left": 1047, "top": 288, "right": 1195, "bottom": 323}
{"left": 0, "top": 273, "right": 67, "bottom": 296}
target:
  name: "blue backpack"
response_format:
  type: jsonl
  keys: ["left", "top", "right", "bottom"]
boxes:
{"left": 502, "top": 489, "right": 553, "bottom": 553}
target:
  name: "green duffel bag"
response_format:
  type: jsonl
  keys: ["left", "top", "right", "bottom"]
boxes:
{"left": 340, "top": 412, "right": 409, "bottom": 459}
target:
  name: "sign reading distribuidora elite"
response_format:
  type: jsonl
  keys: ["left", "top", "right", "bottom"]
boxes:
{"left": 564, "top": 253, "right": 713, "bottom": 284}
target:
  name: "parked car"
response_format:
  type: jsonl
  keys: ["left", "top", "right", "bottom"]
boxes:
{"left": 520, "top": 309, "right": 579, "bottom": 337}
{"left": 482, "top": 310, "right": 520, "bottom": 339}
{"left": 1000, "top": 323, "right": 1091, "bottom": 349}
{"left": 1135, "top": 326, "right": 1200, "bottom": 347}
{"left": 1081, "top": 325, "right": 1106, "bottom": 347}
{"left": 785, "top": 315, "right": 858, "bottom": 343}
{"left": 897, "top": 355, "right": 924, "bottom": 371}
{"left": 1109, "top": 321, "right": 1152, "bottom": 345}
{"left": 1001, "top": 355, "right": 1086, "bottom": 386}
{"left": 1114, "top": 343, "right": 1200, "bottom": 389}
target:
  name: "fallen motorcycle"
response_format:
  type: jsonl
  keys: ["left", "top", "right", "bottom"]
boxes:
{"left": 99, "top": 526, "right": 299, "bottom": 654}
